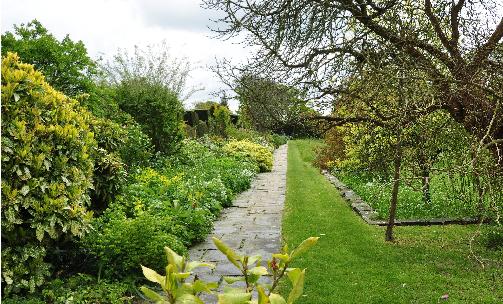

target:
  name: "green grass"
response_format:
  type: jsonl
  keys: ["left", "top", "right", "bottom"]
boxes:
{"left": 281, "top": 139, "right": 503, "bottom": 303}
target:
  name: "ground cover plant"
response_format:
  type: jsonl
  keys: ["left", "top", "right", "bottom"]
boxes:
{"left": 282, "top": 140, "right": 503, "bottom": 303}
{"left": 335, "top": 171, "right": 482, "bottom": 220}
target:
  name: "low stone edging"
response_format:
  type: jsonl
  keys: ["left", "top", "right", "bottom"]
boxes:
{"left": 321, "top": 170, "right": 481, "bottom": 226}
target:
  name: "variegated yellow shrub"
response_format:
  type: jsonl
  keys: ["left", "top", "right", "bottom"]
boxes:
{"left": 1, "top": 52, "right": 96, "bottom": 295}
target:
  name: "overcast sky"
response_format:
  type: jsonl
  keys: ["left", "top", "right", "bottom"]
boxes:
{"left": 1, "top": 0, "right": 252, "bottom": 111}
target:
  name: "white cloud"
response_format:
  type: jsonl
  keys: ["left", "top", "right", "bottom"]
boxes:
{"left": 1, "top": 0, "right": 250, "bottom": 111}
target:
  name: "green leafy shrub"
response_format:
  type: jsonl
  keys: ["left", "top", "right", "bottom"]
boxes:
{"left": 3, "top": 274, "right": 132, "bottom": 304}
{"left": 211, "top": 104, "right": 232, "bottom": 137}
{"left": 88, "top": 117, "right": 127, "bottom": 211}
{"left": 1, "top": 52, "right": 95, "bottom": 295}
{"left": 270, "top": 133, "right": 289, "bottom": 148}
{"left": 224, "top": 140, "right": 273, "bottom": 172}
{"left": 119, "top": 122, "right": 153, "bottom": 168}
{"left": 82, "top": 212, "right": 186, "bottom": 277}
{"left": 77, "top": 84, "right": 154, "bottom": 168}
{"left": 116, "top": 77, "right": 184, "bottom": 154}
{"left": 199, "top": 157, "right": 258, "bottom": 200}
{"left": 227, "top": 127, "right": 274, "bottom": 149}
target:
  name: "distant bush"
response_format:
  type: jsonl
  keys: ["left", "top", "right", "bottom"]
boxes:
{"left": 224, "top": 140, "right": 273, "bottom": 172}
{"left": 1, "top": 53, "right": 95, "bottom": 295}
{"left": 269, "top": 133, "right": 289, "bottom": 148}
{"left": 115, "top": 77, "right": 184, "bottom": 154}
{"left": 211, "top": 104, "right": 232, "bottom": 137}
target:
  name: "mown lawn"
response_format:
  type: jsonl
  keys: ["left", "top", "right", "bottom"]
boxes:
{"left": 282, "top": 140, "right": 502, "bottom": 303}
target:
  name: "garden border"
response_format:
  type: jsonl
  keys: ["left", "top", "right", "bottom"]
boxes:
{"left": 321, "top": 170, "right": 481, "bottom": 226}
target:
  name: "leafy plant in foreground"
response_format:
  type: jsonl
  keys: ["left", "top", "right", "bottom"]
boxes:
{"left": 140, "top": 236, "right": 319, "bottom": 303}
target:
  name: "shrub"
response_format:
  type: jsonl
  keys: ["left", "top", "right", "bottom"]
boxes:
{"left": 1, "top": 53, "right": 95, "bottom": 295}
{"left": 2, "top": 274, "right": 132, "bottom": 304}
{"left": 119, "top": 122, "right": 153, "bottom": 168}
{"left": 227, "top": 127, "right": 274, "bottom": 149}
{"left": 41, "top": 274, "right": 132, "bottom": 304}
{"left": 269, "top": 133, "right": 289, "bottom": 148}
{"left": 223, "top": 140, "right": 273, "bottom": 172}
{"left": 115, "top": 77, "right": 184, "bottom": 154}
{"left": 88, "top": 117, "right": 127, "bottom": 211}
{"left": 90, "top": 148, "right": 126, "bottom": 212}
{"left": 78, "top": 86, "right": 154, "bottom": 168}
{"left": 200, "top": 157, "right": 258, "bottom": 198}
{"left": 82, "top": 212, "right": 186, "bottom": 277}
{"left": 211, "top": 104, "right": 232, "bottom": 137}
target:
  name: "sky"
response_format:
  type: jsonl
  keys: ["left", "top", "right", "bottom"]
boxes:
{"left": 1, "top": 0, "right": 253, "bottom": 111}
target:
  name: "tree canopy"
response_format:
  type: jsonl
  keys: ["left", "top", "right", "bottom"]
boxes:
{"left": 205, "top": 0, "right": 503, "bottom": 166}
{"left": 1, "top": 19, "right": 98, "bottom": 97}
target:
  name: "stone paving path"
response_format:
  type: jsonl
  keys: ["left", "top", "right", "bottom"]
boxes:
{"left": 188, "top": 144, "right": 288, "bottom": 301}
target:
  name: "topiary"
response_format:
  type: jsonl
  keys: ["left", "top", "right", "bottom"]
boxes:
{"left": 223, "top": 140, "right": 273, "bottom": 172}
{"left": 1, "top": 52, "right": 96, "bottom": 295}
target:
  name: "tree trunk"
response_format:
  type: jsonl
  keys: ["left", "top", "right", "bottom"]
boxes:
{"left": 421, "top": 172, "right": 431, "bottom": 205}
{"left": 385, "top": 139, "right": 402, "bottom": 242}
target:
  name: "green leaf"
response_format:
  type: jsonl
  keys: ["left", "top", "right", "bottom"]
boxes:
{"left": 287, "top": 269, "right": 305, "bottom": 304}
{"left": 247, "top": 254, "right": 262, "bottom": 266}
{"left": 290, "top": 237, "right": 319, "bottom": 260}
{"left": 272, "top": 253, "right": 289, "bottom": 263}
{"left": 192, "top": 279, "right": 218, "bottom": 294}
{"left": 175, "top": 272, "right": 191, "bottom": 280}
{"left": 165, "top": 246, "right": 185, "bottom": 271}
{"left": 186, "top": 261, "right": 215, "bottom": 272}
{"left": 175, "top": 294, "right": 204, "bottom": 304}
{"left": 142, "top": 265, "right": 166, "bottom": 288}
{"left": 212, "top": 237, "right": 242, "bottom": 269}
{"left": 223, "top": 276, "right": 245, "bottom": 284}
{"left": 249, "top": 266, "right": 268, "bottom": 276}
{"left": 217, "top": 292, "right": 252, "bottom": 304}
{"left": 140, "top": 286, "right": 166, "bottom": 303}
{"left": 20, "top": 185, "right": 30, "bottom": 196}
{"left": 269, "top": 294, "right": 287, "bottom": 304}
{"left": 256, "top": 285, "right": 268, "bottom": 304}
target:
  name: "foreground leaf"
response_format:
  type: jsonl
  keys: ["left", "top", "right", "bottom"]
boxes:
{"left": 213, "top": 237, "right": 242, "bottom": 269}
{"left": 269, "top": 294, "right": 287, "bottom": 304}
{"left": 290, "top": 237, "right": 319, "bottom": 260}
{"left": 142, "top": 265, "right": 166, "bottom": 287}
{"left": 287, "top": 268, "right": 305, "bottom": 304}
{"left": 217, "top": 292, "right": 252, "bottom": 304}
{"left": 140, "top": 286, "right": 166, "bottom": 303}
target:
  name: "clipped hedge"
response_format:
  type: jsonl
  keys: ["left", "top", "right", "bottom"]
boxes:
{"left": 1, "top": 53, "right": 95, "bottom": 294}
{"left": 223, "top": 140, "right": 273, "bottom": 172}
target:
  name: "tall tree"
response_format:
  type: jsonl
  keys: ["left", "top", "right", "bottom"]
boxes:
{"left": 1, "top": 19, "right": 98, "bottom": 97}
{"left": 205, "top": 0, "right": 503, "bottom": 166}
